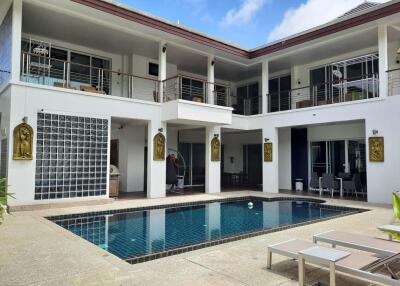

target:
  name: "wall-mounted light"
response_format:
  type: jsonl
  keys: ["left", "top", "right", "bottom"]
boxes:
{"left": 158, "top": 128, "right": 164, "bottom": 133}
{"left": 229, "top": 156, "right": 234, "bottom": 164}
{"left": 162, "top": 45, "right": 167, "bottom": 53}
{"left": 372, "top": 129, "right": 379, "bottom": 135}
{"left": 211, "top": 60, "right": 215, "bottom": 66}
{"left": 264, "top": 138, "right": 269, "bottom": 143}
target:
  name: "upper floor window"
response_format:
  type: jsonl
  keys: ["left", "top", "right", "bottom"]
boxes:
{"left": 268, "top": 75, "right": 291, "bottom": 112}
{"left": 310, "top": 54, "right": 379, "bottom": 102}
{"left": 21, "top": 38, "right": 112, "bottom": 94}
{"left": 235, "top": 82, "right": 260, "bottom": 115}
{"left": 181, "top": 77, "right": 205, "bottom": 102}
{"left": 148, "top": 62, "right": 159, "bottom": 77}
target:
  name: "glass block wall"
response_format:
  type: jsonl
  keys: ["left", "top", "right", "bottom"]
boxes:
{"left": 35, "top": 113, "right": 109, "bottom": 200}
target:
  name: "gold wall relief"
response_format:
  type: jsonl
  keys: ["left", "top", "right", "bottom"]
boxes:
{"left": 264, "top": 142, "right": 273, "bottom": 162}
{"left": 13, "top": 123, "right": 33, "bottom": 160}
{"left": 369, "top": 137, "right": 384, "bottom": 162}
{"left": 153, "top": 132, "right": 166, "bottom": 161}
{"left": 211, "top": 136, "right": 220, "bottom": 162}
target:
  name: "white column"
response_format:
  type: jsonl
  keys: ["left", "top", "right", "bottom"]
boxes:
{"left": 207, "top": 56, "right": 215, "bottom": 104}
{"left": 11, "top": 0, "right": 22, "bottom": 81}
{"left": 205, "top": 126, "right": 220, "bottom": 193}
{"left": 158, "top": 42, "right": 167, "bottom": 103}
{"left": 261, "top": 60, "right": 269, "bottom": 114}
{"left": 378, "top": 24, "right": 388, "bottom": 98}
{"left": 147, "top": 120, "right": 167, "bottom": 198}
{"left": 262, "top": 127, "right": 279, "bottom": 193}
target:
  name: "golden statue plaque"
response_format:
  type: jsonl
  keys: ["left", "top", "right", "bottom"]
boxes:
{"left": 211, "top": 136, "right": 220, "bottom": 161}
{"left": 153, "top": 132, "right": 165, "bottom": 161}
{"left": 264, "top": 142, "right": 272, "bottom": 162}
{"left": 369, "top": 137, "right": 384, "bottom": 162}
{"left": 13, "top": 123, "right": 33, "bottom": 160}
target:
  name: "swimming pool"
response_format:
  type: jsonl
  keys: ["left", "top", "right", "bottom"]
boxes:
{"left": 48, "top": 197, "right": 362, "bottom": 264}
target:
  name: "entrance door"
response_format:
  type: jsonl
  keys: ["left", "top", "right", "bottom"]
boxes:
{"left": 243, "top": 144, "right": 262, "bottom": 188}
{"left": 110, "top": 139, "right": 119, "bottom": 166}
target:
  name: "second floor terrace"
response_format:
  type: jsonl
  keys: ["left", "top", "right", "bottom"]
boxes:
{"left": 1, "top": 0, "right": 400, "bottom": 118}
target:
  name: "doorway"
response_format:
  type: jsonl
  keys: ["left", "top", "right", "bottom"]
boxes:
{"left": 178, "top": 143, "right": 205, "bottom": 186}
{"left": 243, "top": 144, "right": 262, "bottom": 188}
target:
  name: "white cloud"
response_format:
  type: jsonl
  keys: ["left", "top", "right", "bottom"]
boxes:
{"left": 267, "top": 0, "right": 387, "bottom": 42}
{"left": 221, "top": 0, "right": 267, "bottom": 27}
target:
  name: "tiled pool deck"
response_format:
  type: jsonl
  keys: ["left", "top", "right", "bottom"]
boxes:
{"left": 0, "top": 191, "right": 395, "bottom": 286}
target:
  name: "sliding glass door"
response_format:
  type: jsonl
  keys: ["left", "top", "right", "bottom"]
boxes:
{"left": 235, "top": 82, "right": 260, "bottom": 115}
{"left": 178, "top": 143, "right": 205, "bottom": 186}
{"left": 310, "top": 139, "right": 366, "bottom": 185}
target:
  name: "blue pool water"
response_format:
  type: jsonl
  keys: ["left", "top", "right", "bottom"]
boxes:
{"left": 50, "top": 198, "right": 356, "bottom": 261}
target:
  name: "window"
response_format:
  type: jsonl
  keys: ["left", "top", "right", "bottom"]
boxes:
{"left": 148, "top": 62, "right": 159, "bottom": 77}
{"left": 50, "top": 48, "right": 68, "bottom": 79}
{"left": 21, "top": 38, "right": 112, "bottom": 93}
{"left": 235, "top": 82, "right": 260, "bottom": 115}
{"left": 310, "top": 54, "right": 379, "bottom": 102}
{"left": 181, "top": 77, "right": 204, "bottom": 101}
{"left": 268, "top": 75, "right": 291, "bottom": 112}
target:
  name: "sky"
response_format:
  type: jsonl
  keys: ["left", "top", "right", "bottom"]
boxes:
{"left": 117, "top": 0, "right": 387, "bottom": 49}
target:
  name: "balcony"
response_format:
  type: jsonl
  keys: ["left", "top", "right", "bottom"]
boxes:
{"left": 388, "top": 68, "right": 400, "bottom": 97}
{"left": 163, "top": 75, "right": 230, "bottom": 106}
{"left": 20, "top": 52, "right": 160, "bottom": 102}
{"left": 267, "top": 74, "right": 379, "bottom": 113}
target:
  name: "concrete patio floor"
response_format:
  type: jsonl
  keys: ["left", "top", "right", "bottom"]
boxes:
{"left": 0, "top": 191, "right": 396, "bottom": 286}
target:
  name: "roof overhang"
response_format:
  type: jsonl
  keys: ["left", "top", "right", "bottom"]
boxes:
{"left": 70, "top": 0, "right": 400, "bottom": 60}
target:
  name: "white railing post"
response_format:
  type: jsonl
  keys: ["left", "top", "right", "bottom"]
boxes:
{"left": 63, "top": 61, "right": 66, "bottom": 87}
{"left": 66, "top": 62, "right": 70, "bottom": 87}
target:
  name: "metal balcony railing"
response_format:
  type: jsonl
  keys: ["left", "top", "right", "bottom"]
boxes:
{"left": 20, "top": 52, "right": 160, "bottom": 102}
{"left": 163, "top": 75, "right": 230, "bottom": 107}
{"left": 267, "top": 74, "right": 379, "bottom": 112}
{"left": 229, "top": 95, "right": 262, "bottom": 115}
{"left": 388, "top": 68, "right": 400, "bottom": 97}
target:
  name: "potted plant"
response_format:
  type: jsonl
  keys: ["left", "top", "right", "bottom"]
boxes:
{"left": 0, "top": 178, "right": 13, "bottom": 222}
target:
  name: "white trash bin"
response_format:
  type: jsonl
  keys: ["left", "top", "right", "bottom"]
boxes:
{"left": 295, "top": 179, "right": 303, "bottom": 191}
{"left": 177, "top": 176, "right": 184, "bottom": 189}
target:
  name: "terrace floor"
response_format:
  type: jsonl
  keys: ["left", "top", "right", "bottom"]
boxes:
{"left": 0, "top": 191, "right": 396, "bottom": 286}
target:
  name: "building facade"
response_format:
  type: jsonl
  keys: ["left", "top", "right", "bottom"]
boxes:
{"left": 1, "top": 0, "right": 400, "bottom": 205}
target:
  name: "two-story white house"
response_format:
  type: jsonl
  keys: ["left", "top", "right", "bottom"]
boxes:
{"left": 1, "top": 0, "right": 400, "bottom": 206}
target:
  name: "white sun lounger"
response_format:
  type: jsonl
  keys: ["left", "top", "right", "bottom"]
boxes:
{"left": 267, "top": 239, "right": 400, "bottom": 286}
{"left": 313, "top": 230, "right": 400, "bottom": 257}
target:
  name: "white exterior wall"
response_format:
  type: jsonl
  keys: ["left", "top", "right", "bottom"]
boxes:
{"left": 308, "top": 122, "right": 365, "bottom": 142}
{"left": 221, "top": 131, "right": 261, "bottom": 173}
{"left": 0, "top": 85, "right": 11, "bottom": 178}
{"left": 111, "top": 124, "right": 146, "bottom": 193}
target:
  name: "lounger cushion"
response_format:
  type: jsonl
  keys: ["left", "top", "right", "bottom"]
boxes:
{"left": 269, "top": 240, "right": 315, "bottom": 255}
{"left": 336, "top": 253, "right": 380, "bottom": 270}
{"left": 315, "top": 231, "right": 400, "bottom": 255}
